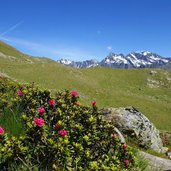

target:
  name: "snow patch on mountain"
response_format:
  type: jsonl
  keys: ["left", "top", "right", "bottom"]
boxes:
{"left": 103, "top": 53, "right": 128, "bottom": 64}
{"left": 58, "top": 59, "right": 72, "bottom": 65}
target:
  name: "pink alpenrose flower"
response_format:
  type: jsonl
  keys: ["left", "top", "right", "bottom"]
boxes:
{"left": 16, "top": 90, "right": 23, "bottom": 96}
{"left": 34, "top": 118, "right": 45, "bottom": 127}
{"left": 124, "top": 160, "right": 129, "bottom": 167}
{"left": 48, "top": 99, "right": 56, "bottom": 106}
{"left": 91, "top": 101, "right": 97, "bottom": 106}
{"left": 70, "top": 91, "right": 78, "bottom": 97}
{"left": 123, "top": 144, "right": 127, "bottom": 150}
{"left": 58, "top": 130, "right": 67, "bottom": 138}
{"left": 0, "top": 127, "right": 4, "bottom": 135}
{"left": 37, "top": 107, "right": 45, "bottom": 114}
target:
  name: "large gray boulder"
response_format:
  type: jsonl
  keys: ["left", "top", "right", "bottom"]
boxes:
{"left": 103, "top": 106, "right": 165, "bottom": 153}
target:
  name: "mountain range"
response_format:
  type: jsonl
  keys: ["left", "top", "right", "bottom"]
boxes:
{"left": 57, "top": 51, "right": 171, "bottom": 69}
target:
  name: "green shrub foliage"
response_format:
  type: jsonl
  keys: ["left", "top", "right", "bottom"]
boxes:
{"left": 0, "top": 77, "right": 138, "bottom": 170}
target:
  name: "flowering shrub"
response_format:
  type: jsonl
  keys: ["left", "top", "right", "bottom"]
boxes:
{"left": 0, "top": 77, "right": 140, "bottom": 170}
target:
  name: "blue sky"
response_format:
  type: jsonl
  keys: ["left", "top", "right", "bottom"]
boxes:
{"left": 0, "top": 0, "right": 171, "bottom": 61}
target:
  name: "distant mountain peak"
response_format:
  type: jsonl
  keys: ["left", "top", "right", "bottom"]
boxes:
{"left": 57, "top": 58, "right": 99, "bottom": 68}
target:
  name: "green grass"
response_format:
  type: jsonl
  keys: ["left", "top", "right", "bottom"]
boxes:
{"left": 0, "top": 41, "right": 171, "bottom": 132}
{"left": 0, "top": 41, "right": 22, "bottom": 57}
{"left": 0, "top": 83, "right": 24, "bottom": 136}
{"left": 0, "top": 105, "right": 24, "bottom": 136}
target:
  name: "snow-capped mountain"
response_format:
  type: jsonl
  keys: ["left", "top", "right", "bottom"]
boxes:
{"left": 57, "top": 51, "right": 171, "bottom": 69}
{"left": 100, "top": 53, "right": 131, "bottom": 68}
{"left": 58, "top": 59, "right": 73, "bottom": 65}
{"left": 57, "top": 59, "right": 99, "bottom": 68}
{"left": 127, "top": 51, "right": 169, "bottom": 68}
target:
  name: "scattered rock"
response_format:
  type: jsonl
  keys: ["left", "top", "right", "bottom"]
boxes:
{"left": 149, "top": 70, "right": 157, "bottom": 75}
{"left": 0, "top": 52, "right": 7, "bottom": 58}
{"left": 166, "top": 77, "right": 171, "bottom": 82}
{"left": 103, "top": 106, "right": 165, "bottom": 153}
{"left": 0, "top": 72, "right": 10, "bottom": 78}
{"left": 147, "top": 78, "right": 161, "bottom": 88}
{"left": 139, "top": 151, "right": 171, "bottom": 171}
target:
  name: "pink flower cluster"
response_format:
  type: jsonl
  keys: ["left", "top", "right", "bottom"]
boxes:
{"left": 48, "top": 99, "right": 56, "bottom": 106}
{"left": 16, "top": 90, "right": 23, "bottom": 96}
{"left": 37, "top": 107, "right": 45, "bottom": 114}
{"left": 91, "top": 101, "right": 97, "bottom": 106}
{"left": 34, "top": 118, "right": 45, "bottom": 127}
{"left": 0, "top": 127, "right": 4, "bottom": 135}
{"left": 70, "top": 91, "right": 78, "bottom": 97}
{"left": 58, "top": 129, "right": 67, "bottom": 138}
{"left": 124, "top": 159, "right": 129, "bottom": 167}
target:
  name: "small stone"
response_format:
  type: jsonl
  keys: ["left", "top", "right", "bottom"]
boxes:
{"left": 166, "top": 149, "right": 171, "bottom": 159}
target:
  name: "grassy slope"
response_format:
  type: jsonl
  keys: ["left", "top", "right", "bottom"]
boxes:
{"left": 0, "top": 41, "right": 171, "bottom": 131}
{"left": 0, "top": 41, "right": 22, "bottom": 57}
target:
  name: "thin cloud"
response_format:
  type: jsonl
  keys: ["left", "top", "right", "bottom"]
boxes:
{"left": 0, "top": 36, "right": 41, "bottom": 49}
{"left": 0, "top": 20, "right": 24, "bottom": 37}
{"left": 0, "top": 36, "right": 96, "bottom": 61}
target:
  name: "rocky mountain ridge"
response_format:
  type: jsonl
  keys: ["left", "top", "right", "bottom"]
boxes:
{"left": 57, "top": 51, "right": 171, "bottom": 69}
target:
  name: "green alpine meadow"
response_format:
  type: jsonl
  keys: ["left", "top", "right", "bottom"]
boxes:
{"left": 0, "top": 41, "right": 171, "bottom": 131}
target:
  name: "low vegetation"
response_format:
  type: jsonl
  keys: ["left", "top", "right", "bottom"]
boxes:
{"left": 0, "top": 77, "right": 148, "bottom": 170}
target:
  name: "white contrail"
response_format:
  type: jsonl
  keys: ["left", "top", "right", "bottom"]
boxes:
{"left": 0, "top": 20, "right": 23, "bottom": 37}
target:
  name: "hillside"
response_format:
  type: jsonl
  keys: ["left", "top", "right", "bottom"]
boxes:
{"left": 0, "top": 41, "right": 171, "bottom": 131}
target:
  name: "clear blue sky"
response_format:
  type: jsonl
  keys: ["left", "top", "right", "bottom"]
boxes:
{"left": 0, "top": 0, "right": 171, "bottom": 61}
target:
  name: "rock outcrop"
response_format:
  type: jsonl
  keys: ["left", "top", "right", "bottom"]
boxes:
{"left": 103, "top": 106, "right": 165, "bottom": 153}
{"left": 140, "top": 151, "right": 171, "bottom": 170}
